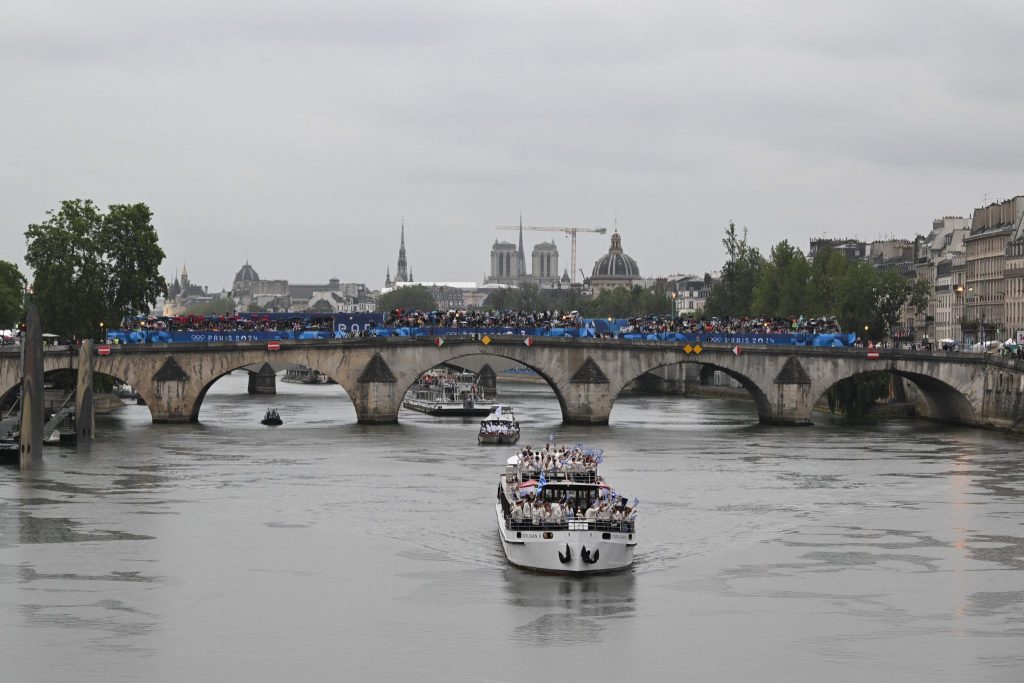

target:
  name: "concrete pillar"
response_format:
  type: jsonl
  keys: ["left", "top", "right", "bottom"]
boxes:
{"left": 767, "top": 357, "right": 814, "bottom": 426}
{"left": 477, "top": 363, "right": 497, "bottom": 400}
{"left": 76, "top": 339, "right": 94, "bottom": 445}
{"left": 352, "top": 352, "right": 401, "bottom": 423}
{"left": 19, "top": 303, "right": 43, "bottom": 470}
{"left": 247, "top": 363, "right": 277, "bottom": 395}
{"left": 559, "top": 382, "right": 615, "bottom": 424}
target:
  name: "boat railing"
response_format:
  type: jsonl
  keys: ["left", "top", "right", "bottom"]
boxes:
{"left": 505, "top": 516, "right": 636, "bottom": 533}
{"left": 516, "top": 469, "right": 597, "bottom": 484}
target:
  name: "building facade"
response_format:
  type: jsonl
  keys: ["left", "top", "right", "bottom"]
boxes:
{"left": 963, "top": 197, "right": 1024, "bottom": 345}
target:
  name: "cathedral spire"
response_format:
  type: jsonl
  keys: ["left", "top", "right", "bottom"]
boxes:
{"left": 396, "top": 219, "right": 409, "bottom": 282}
{"left": 516, "top": 212, "right": 526, "bottom": 277}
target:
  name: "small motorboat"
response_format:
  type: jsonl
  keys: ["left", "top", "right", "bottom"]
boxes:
{"left": 261, "top": 408, "right": 282, "bottom": 426}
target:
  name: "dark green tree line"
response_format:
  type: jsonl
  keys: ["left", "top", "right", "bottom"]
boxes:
{"left": 704, "top": 222, "right": 930, "bottom": 343}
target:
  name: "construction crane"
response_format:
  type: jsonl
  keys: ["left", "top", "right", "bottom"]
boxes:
{"left": 496, "top": 224, "right": 607, "bottom": 284}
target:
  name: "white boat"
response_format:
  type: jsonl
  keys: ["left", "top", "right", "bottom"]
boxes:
{"left": 495, "top": 448, "right": 637, "bottom": 574}
{"left": 281, "top": 366, "right": 328, "bottom": 384}
{"left": 402, "top": 369, "right": 491, "bottom": 416}
{"left": 477, "top": 405, "right": 520, "bottom": 445}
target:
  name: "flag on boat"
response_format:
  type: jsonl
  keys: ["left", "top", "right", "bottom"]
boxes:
{"left": 537, "top": 472, "right": 547, "bottom": 494}
{"left": 548, "top": 433, "right": 555, "bottom": 442}
{"left": 494, "top": 405, "right": 502, "bottom": 416}
{"left": 632, "top": 497, "right": 640, "bottom": 508}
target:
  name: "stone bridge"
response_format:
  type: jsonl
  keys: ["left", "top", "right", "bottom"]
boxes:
{"left": 1, "top": 337, "right": 1022, "bottom": 430}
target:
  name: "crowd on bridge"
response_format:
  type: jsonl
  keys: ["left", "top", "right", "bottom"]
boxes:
{"left": 383, "top": 308, "right": 585, "bottom": 330}
{"left": 381, "top": 308, "right": 844, "bottom": 336}
{"left": 120, "top": 314, "right": 336, "bottom": 335}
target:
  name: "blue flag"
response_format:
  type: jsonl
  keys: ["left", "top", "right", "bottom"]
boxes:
{"left": 537, "top": 472, "right": 547, "bottom": 494}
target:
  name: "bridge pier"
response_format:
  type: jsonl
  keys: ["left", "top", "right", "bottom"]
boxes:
{"left": 247, "top": 363, "right": 277, "bottom": 395}
{"left": 76, "top": 340, "right": 95, "bottom": 445}
{"left": 351, "top": 383, "right": 402, "bottom": 424}
{"left": 351, "top": 353, "right": 401, "bottom": 424}
{"left": 560, "top": 383, "right": 615, "bottom": 425}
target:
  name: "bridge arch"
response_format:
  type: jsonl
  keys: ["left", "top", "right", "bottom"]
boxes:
{"left": 811, "top": 368, "right": 978, "bottom": 426}
{"left": 398, "top": 350, "right": 570, "bottom": 420}
{"left": 617, "top": 359, "right": 772, "bottom": 423}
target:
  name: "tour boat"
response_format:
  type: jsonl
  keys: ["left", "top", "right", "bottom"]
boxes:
{"left": 402, "top": 369, "right": 492, "bottom": 416}
{"left": 495, "top": 448, "right": 637, "bottom": 574}
{"left": 477, "top": 405, "right": 520, "bottom": 445}
{"left": 260, "top": 408, "right": 282, "bottom": 426}
{"left": 281, "top": 366, "right": 329, "bottom": 384}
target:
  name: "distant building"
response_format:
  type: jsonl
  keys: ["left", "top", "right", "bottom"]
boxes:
{"left": 484, "top": 222, "right": 562, "bottom": 288}
{"left": 590, "top": 231, "right": 642, "bottom": 293}
{"left": 304, "top": 281, "right": 377, "bottom": 313}
{"left": 232, "top": 262, "right": 289, "bottom": 311}
{"left": 163, "top": 265, "right": 213, "bottom": 314}
{"left": 668, "top": 273, "right": 716, "bottom": 315}
{"left": 808, "top": 238, "right": 867, "bottom": 262}
{"left": 915, "top": 217, "right": 970, "bottom": 343}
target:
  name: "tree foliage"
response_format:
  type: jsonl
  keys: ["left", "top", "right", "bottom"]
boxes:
{"left": 704, "top": 224, "right": 933, "bottom": 344}
{"left": 0, "top": 260, "right": 26, "bottom": 328}
{"left": 376, "top": 284, "right": 438, "bottom": 312}
{"left": 24, "top": 199, "right": 167, "bottom": 339}
{"left": 582, "top": 285, "right": 671, "bottom": 318}
{"left": 752, "top": 240, "right": 810, "bottom": 316}
{"left": 704, "top": 222, "right": 765, "bottom": 317}
{"left": 483, "top": 285, "right": 585, "bottom": 313}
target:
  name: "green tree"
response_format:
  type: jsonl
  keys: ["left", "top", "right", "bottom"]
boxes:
{"left": 874, "top": 270, "right": 930, "bottom": 342}
{"left": 806, "top": 247, "right": 850, "bottom": 317}
{"left": 0, "top": 260, "right": 27, "bottom": 328}
{"left": 752, "top": 240, "right": 810, "bottom": 316}
{"left": 376, "top": 284, "right": 437, "bottom": 312}
{"left": 25, "top": 199, "right": 168, "bottom": 339}
{"left": 704, "top": 222, "right": 765, "bottom": 317}
{"left": 581, "top": 285, "right": 671, "bottom": 318}
{"left": 100, "top": 203, "right": 168, "bottom": 320}
{"left": 836, "top": 261, "right": 881, "bottom": 340}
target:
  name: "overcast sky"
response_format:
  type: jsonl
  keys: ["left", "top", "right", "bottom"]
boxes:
{"left": 3, "top": 0, "right": 1023, "bottom": 292}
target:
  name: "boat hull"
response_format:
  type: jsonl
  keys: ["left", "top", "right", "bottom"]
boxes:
{"left": 495, "top": 504, "right": 635, "bottom": 574}
{"left": 478, "top": 432, "right": 520, "bottom": 445}
{"left": 403, "top": 399, "right": 491, "bottom": 416}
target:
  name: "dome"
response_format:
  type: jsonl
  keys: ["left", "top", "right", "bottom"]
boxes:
{"left": 234, "top": 262, "right": 260, "bottom": 285}
{"left": 592, "top": 232, "right": 640, "bottom": 278}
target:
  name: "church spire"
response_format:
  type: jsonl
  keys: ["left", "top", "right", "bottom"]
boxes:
{"left": 516, "top": 212, "right": 526, "bottom": 277}
{"left": 396, "top": 219, "right": 409, "bottom": 282}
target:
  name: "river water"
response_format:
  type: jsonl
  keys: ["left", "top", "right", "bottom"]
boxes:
{"left": 1, "top": 373, "right": 1022, "bottom": 681}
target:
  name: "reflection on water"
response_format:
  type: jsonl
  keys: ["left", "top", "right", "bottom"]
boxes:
{"left": 502, "top": 568, "right": 637, "bottom": 645}
{"left": 1, "top": 373, "right": 1023, "bottom": 680}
